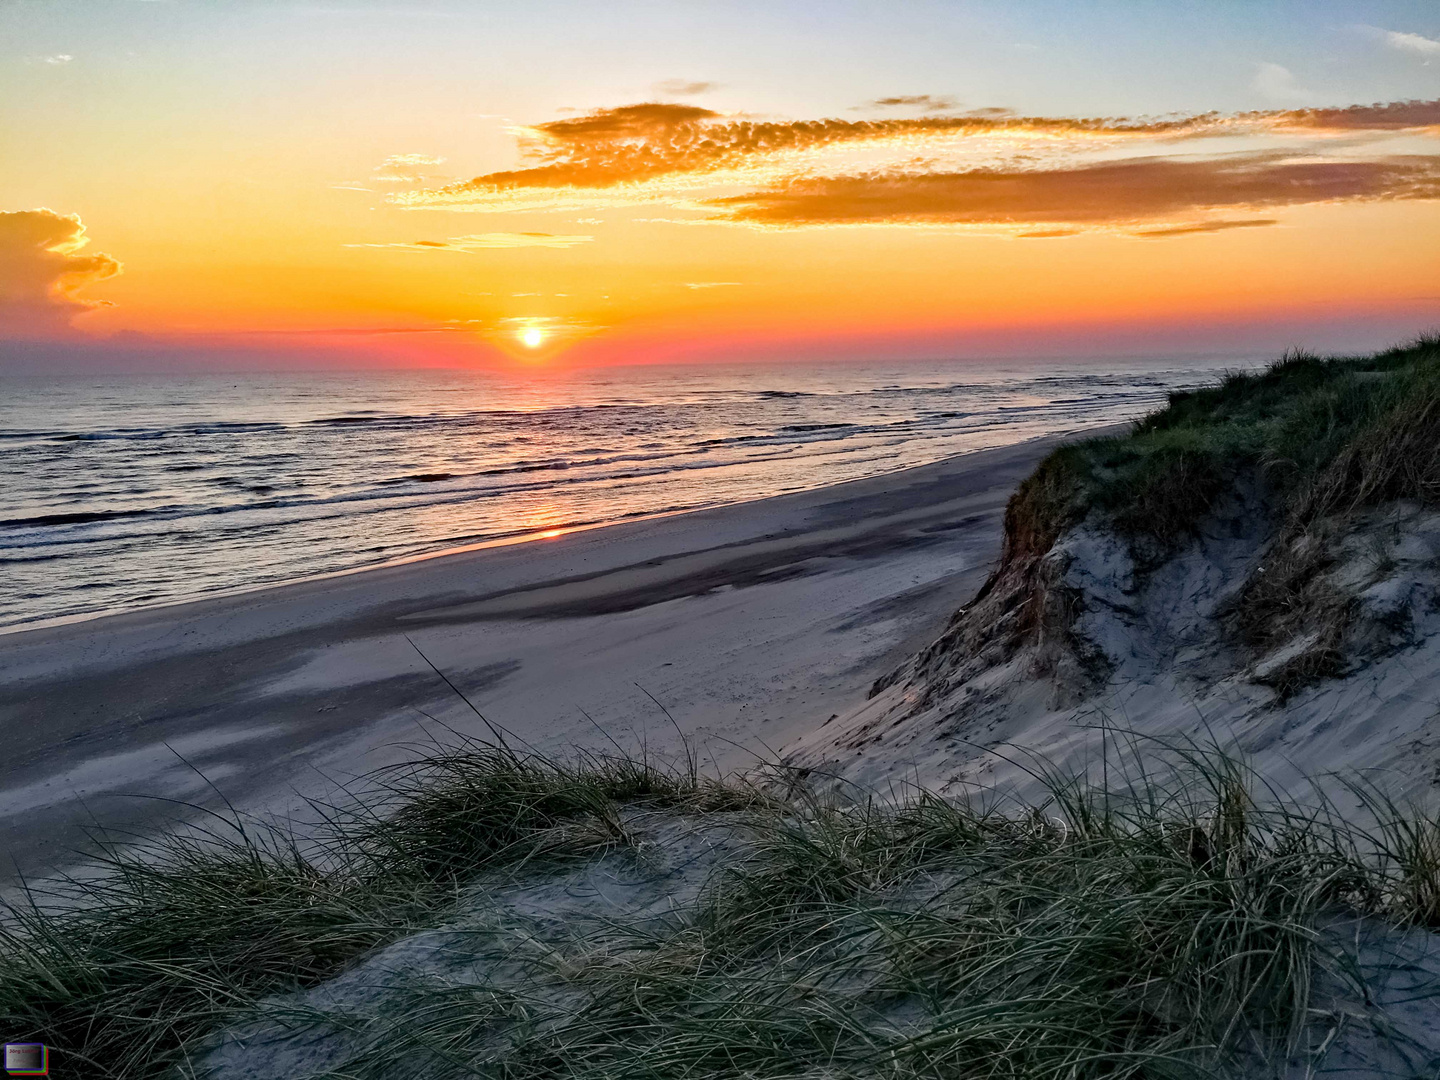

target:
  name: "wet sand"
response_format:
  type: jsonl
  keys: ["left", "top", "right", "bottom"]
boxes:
{"left": 0, "top": 432, "right": 1092, "bottom": 882}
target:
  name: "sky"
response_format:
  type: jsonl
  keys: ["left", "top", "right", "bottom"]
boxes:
{"left": 2, "top": 0, "right": 1439, "bottom": 371}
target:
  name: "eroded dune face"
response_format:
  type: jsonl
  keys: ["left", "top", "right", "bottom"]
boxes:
{"left": 788, "top": 486, "right": 1440, "bottom": 809}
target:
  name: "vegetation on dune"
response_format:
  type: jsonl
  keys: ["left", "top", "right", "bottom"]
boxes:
{"left": 0, "top": 748, "right": 760, "bottom": 1079}
{"left": 6, "top": 741, "right": 1440, "bottom": 1078}
{"left": 963, "top": 333, "right": 1440, "bottom": 697}
{"left": 1006, "top": 333, "right": 1440, "bottom": 559}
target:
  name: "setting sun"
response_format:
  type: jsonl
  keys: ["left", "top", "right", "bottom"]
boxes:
{"left": 519, "top": 326, "right": 545, "bottom": 350}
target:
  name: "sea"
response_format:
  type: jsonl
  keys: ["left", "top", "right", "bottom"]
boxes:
{"left": 0, "top": 356, "right": 1261, "bottom": 630}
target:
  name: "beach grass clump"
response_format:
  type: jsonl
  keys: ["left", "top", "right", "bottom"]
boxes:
{"left": 254, "top": 750, "right": 1440, "bottom": 1080}
{"left": 0, "top": 746, "right": 755, "bottom": 1080}
{"left": 7, "top": 743, "right": 1440, "bottom": 1079}
{"left": 1006, "top": 333, "right": 1440, "bottom": 555}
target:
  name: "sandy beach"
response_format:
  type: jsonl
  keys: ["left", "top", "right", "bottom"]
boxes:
{"left": 0, "top": 433, "right": 1090, "bottom": 882}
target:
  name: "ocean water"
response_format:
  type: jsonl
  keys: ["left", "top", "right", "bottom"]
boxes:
{"left": 0, "top": 357, "right": 1258, "bottom": 630}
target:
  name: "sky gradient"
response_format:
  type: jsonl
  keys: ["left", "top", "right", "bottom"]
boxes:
{"left": 2, "top": 0, "right": 1438, "bottom": 370}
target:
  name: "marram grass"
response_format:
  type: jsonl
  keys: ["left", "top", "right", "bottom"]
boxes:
{"left": 1007, "top": 333, "right": 1440, "bottom": 558}
{"left": 3, "top": 739, "right": 1440, "bottom": 1079}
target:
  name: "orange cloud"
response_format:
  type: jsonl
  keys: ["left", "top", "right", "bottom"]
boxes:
{"left": 0, "top": 209, "right": 121, "bottom": 335}
{"left": 397, "top": 101, "right": 1227, "bottom": 210}
{"left": 1130, "top": 218, "right": 1279, "bottom": 238}
{"left": 705, "top": 153, "right": 1440, "bottom": 229}
{"left": 398, "top": 98, "right": 1440, "bottom": 213}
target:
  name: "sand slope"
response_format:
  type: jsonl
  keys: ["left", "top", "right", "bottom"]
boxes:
{"left": 788, "top": 487, "right": 1440, "bottom": 816}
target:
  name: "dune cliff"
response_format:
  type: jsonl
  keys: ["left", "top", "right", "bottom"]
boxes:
{"left": 790, "top": 337, "right": 1440, "bottom": 807}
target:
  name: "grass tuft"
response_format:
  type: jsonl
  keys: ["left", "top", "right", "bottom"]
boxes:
{"left": 0, "top": 744, "right": 759, "bottom": 1079}
{"left": 6, "top": 742, "right": 1440, "bottom": 1078}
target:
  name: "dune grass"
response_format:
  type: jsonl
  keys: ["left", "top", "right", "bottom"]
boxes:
{"left": 1005, "top": 333, "right": 1440, "bottom": 559}
{"left": 0, "top": 747, "right": 759, "bottom": 1079}
{"left": 5, "top": 741, "right": 1440, "bottom": 1078}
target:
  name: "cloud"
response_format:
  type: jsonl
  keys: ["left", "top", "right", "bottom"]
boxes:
{"left": 391, "top": 98, "right": 1440, "bottom": 234}
{"left": 239, "top": 325, "right": 466, "bottom": 336}
{"left": 1385, "top": 30, "right": 1440, "bottom": 58}
{"left": 344, "top": 232, "right": 593, "bottom": 251}
{"left": 655, "top": 79, "right": 719, "bottom": 96}
{"left": 1130, "top": 218, "right": 1279, "bottom": 238}
{"left": 1253, "top": 62, "right": 1311, "bottom": 103}
{"left": 1274, "top": 99, "right": 1440, "bottom": 131}
{"left": 371, "top": 152, "right": 449, "bottom": 184}
{"left": 0, "top": 209, "right": 121, "bottom": 334}
{"left": 380, "top": 153, "right": 445, "bottom": 169}
{"left": 27, "top": 54, "right": 73, "bottom": 65}
{"left": 398, "top": 99, "right": 1440, "bottom": 211}
{"left": 396, "top": 101, "right": 1233, "bottom": 211}
{"left": 528, "top": 102, "right": 721, "bottom": 140}
{"left": 683, "top": 281, "right": 741, "bottom": 289}
{"left": 704, "top": 153, "right": 1440, "bottom": 229}
{"left": 868, "top": 94, "right": 959, "bottom": 112}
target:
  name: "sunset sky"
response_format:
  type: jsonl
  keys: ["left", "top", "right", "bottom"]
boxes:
{"left": 2, "top": 0, "right": 1439, "bottom": 370}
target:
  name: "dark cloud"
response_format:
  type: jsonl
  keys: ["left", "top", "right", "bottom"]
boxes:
{"left": 705, "top": 154, "right": 1440, "bottom": 228}
{"left": 869, "top": 94, "right": 960, "bottom": 112}
{"left": 0, "top": 209, "right": 121, "bottom": 334}
{"left": 1275, "top": 99, "right": 1440, "bottom": 131}
{"left": 654, "top": 79, "right": 719, "bottom": 97}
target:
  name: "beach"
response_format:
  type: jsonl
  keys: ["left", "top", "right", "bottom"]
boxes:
{"left": 0, "top": 432, "right": 1086, "bottom": 882}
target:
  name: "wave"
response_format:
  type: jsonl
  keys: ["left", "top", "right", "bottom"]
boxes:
{"left": 308, "top": 414, "right": 421, "bottom": 426}
{"left": 0, "top": 507, "right": 158, "bottom": 529}
{"left": 51, "top": 421, "right": 287, "bottom": 442}
{"left": 379, "top": 472, "right": 455, "bottom": 485}
{"left": 0, "top": 432, "right": 912, "bottom": 551}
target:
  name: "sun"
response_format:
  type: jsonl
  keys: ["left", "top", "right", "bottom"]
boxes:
{"left": 497, "top": 316, "right": 592, "bottom": 359}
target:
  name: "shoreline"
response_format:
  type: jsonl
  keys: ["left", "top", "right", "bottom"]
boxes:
{"left": 2, "top": 353, "right": 1218, "bottom": 638}
{"left": 0, "top": 442, "right": 1024, "bottom": 638}
{"left": 0, "top": 428, "right": 1112, "bottom": 882}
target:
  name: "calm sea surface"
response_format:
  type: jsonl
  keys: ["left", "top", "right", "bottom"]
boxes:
{"left": 0, "top": 357, "right": 1259, "bottom": 629}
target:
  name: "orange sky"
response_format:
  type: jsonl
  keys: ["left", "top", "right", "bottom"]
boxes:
{"left": 3, "top": 2, "right": 1439, "bottom": 370}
